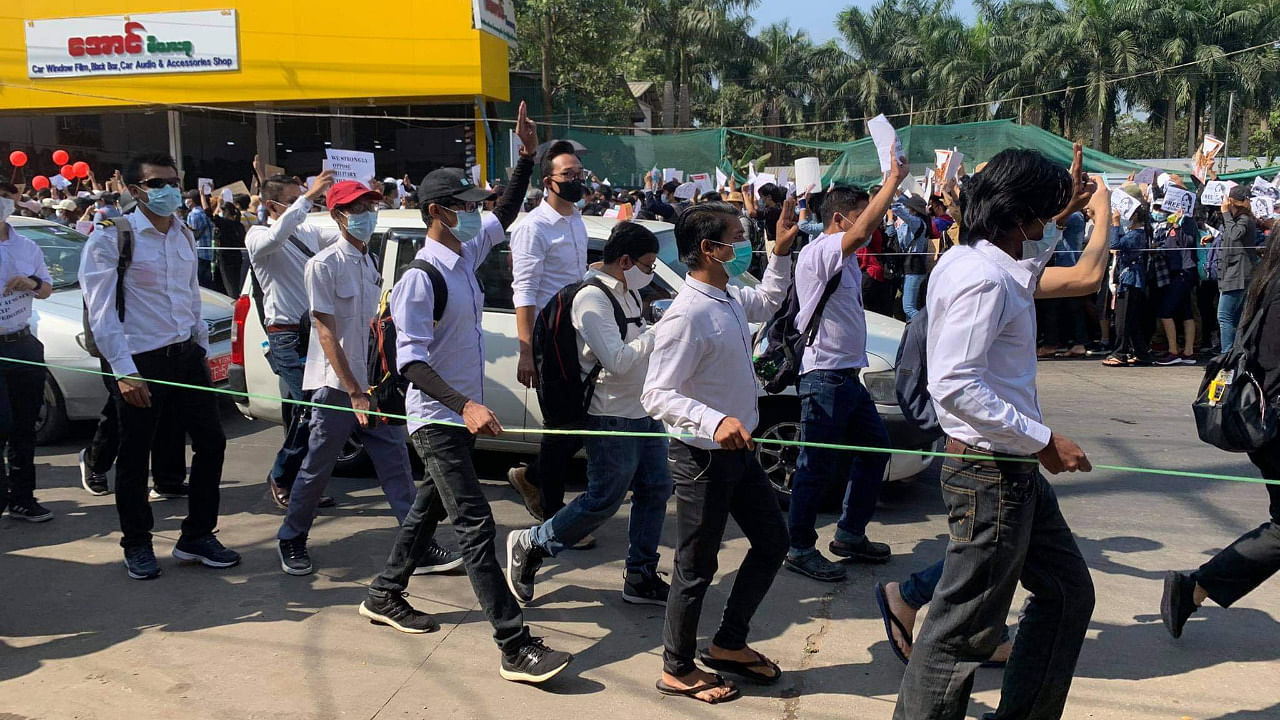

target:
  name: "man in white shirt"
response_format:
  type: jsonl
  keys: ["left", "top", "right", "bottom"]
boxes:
{"left": 894, "top": 147, "right": 1111, "bottom": 720}
{"left": 80, "top": 153, "right": 240, "bottom": 580}
{"left": 275, "top": 181, "right": 416, "bottom": 577}
{"left": 505, "top": 222, "right": 671, "bottom": 607}
{"left": 361, "top": 156, "right": 574, "bottom": 684}
{"left": 641, "top": 201, "right": 798, "bottom": 704}
{"left": 0, "top": 182, "right": 54, "bottom": 523}
{"left": 247, "top": 169, "right": 337, "bottom": 510}
{"left": 783, "top": 174, "right": 907, "bottom": 584}
{"left": 506, "top": 140, "right": 590, "bottom": 522}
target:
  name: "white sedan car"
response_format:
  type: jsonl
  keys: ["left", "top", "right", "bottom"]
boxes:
{"left": 228, "top": 211, "right": 938, "bottom": 502}
{"left": 13, "top": 217, "right": 237, "bottom": 444}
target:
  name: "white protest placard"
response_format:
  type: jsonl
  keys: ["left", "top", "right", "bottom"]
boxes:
{"left": 1111, "top": 190, "right": 1142, "bottom": 221}
{"left": 753, "top": 172, "right": 777, "bottom": 189}
{"left": 197, "top": 177, "right": 213, "bottom": 196}
{"left": 75, "top": 221, "right": 94, "bottom": 235}
{"left": 1192, "top": 134, "right": 1225, "bottom": 183}
{"left": 715, "top": 168, "right": 728, "bottom": 191}
{"left": 602, "top": 207, "right": 621, "bottom": 219}
{"left": 689, "top": 172, "right": 714, "bottom": 196}
{"left": 0, "top": 292, "right": 33, "bottom": 331}
{"left": 1161, "top": 186, "right": 1196, "bottom": 215}
{"left": 662, "top": 168, "right": 683, "bottom": 183}
{"left": 324, "top": 149, "right": 376, "bottom": 186}
{"left": 304, "top": 176, "right": 318, "bottom": 191}
{"left": 868, "top": 113, "right": 906, "bottom": 173}
{"left": 215, "top": 180, "right": 249, "bottom": 200}
{"left": 470, "top": 165, "right": 482, "bottom": 187}
{"left": 1250, "top": 196, "right": 1274, "bottom": 218}
{"left": 50, "top": 174, "right": 70, "bottom": 190}
{"left": 776, "top": 168, "right": 790, "bottom": 186}
{"left": 794, "top": 157, "right": 821, "bottom": 195}
{"left": 221, "top": 188, "right": 234, "bottom": 203}
{"left": 1251, "top": 176, "right": 1280, "bottom": 201}
{"left": 1200, "top": 180, "right": 1233, "bottom": 206}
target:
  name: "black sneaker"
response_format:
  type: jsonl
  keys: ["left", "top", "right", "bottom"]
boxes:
{"left": 784, "top": 548, "right": 848, "bottom": 582}
{"left": 1161, "top": 570, "right": 1199, "bottom": 639}
{"left": 173, "top": 533, "right": 241, "bottom": 568}
{"left": 123, "top": 545, "right": 162, "bottom": 580}
{"left": 150, "top": 483, "right": 189, "bottom": 500}
{"left": 413, "top": 539, "right": 464, "bottom": 575}
{"left": 622, "top": 569, "right": 671, "bottom": 606}
{"left": 1084, "top": 341, "right": 1113, "bottom": 358}
{"left": 504, "top": 529, "right": 546, "bottom": 604}
{"left": 278, "top": 536, "right": 313, "bottom": 576}
{"left": 359, "top": 591, "right": 439, "bottom": 634}
{"left": 500, "top": 637, "right": 573, "bottom": 683}
{"left": 829, "top": 536, "right": 891, "bottom": 564}
{"left": 7, "top": 497, "right": 53, "bottom": 523}
{"left": 80, "top": 449, "right": 110, "bottom": 496}
{"left": 1153, "top": 352, "right": 1183, "bottom": 366}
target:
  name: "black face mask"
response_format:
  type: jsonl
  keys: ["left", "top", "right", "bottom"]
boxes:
{"left": 552, "top": 178, "right": 586, "bottom": 203}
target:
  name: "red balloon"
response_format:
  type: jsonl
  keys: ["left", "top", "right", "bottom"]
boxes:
{"left": 31, "top": 176, "right": 50, "bottom": 190}
{"left": 52, "top": 149, "right": 69, "bottom": 165}
{"left": 73, "top": 161, "right": 90, "bottom": 179}
{"left": 59, "top": 165, "right": 76, "bottom": 180}
{"left": 8, "top": 151, "right": 27, "bottom": 167}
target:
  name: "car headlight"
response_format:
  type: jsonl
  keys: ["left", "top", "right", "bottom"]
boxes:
{"left": 862, "top": 369, "right": 897, "bottom": 405}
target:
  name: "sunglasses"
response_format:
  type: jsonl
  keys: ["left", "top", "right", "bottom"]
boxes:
{"left": 138, "top": 177, "right": 181, "bottom": 189}
{"left": 437, "top": 200, "right": 479, "bottom": 213}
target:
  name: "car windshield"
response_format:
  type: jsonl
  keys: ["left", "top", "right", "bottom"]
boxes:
{"left": 14, "top": 223, "right": 85, "bottom": 290}
{"left": 654, "top": 228, "right": 758, "bottom": 288}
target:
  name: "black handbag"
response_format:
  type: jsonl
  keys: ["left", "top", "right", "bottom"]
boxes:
{"left": 1192, "top": 307, "right": 1277, "bottom": 453}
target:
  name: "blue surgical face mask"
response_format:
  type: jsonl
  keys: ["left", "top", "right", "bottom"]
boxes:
{"left": 1151, "top": 210, "right": 1169, "bottom": 223}
{"left": 140, "top": 185, "right": 183, "bottom": 216}
{"left": 712, "top": 240, "right": 753, "bottom": 277}
{"left": 448, "top": 209, "right": 483, "bottom": 243}
{"left": 574, "top": 198, "right": 587, "bottom": 210}
{"left": 343, "top": 210, "right": 378, "bottom": 241}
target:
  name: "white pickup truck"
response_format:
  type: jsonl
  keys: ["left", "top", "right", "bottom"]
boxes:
{"left": 227, "top": 210, "right": 938, "bottom": 502}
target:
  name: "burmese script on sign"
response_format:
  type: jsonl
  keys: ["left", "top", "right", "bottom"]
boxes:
{"left": 25, "top": 10, "right": 239, "bottom": 79}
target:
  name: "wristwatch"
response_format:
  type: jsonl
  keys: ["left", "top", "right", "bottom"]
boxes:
{"left": 27, "top": 275, "right": 43, "bottom": 293}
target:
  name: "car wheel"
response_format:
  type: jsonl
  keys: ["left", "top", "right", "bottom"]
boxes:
{"left": 334, "top": 434, "right": 371, "bottom": 477}
{"left": 35, "top": 375, "right": 69, "bottom": 446}
{"left": 756, "top": 418, "right": 802, "bottom": 509}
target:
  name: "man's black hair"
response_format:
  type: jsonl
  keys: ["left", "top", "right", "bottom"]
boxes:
{"left": 662, "top": 180, "right": 680, "bottom": 195}
{"left": 757, "top": 183, "right": 785, "bottom": 205}
{"left": 123, "top": 153, "right": 177, "bottom": 186}
{"left": 540, "top": 140, "right": 578, "bottom": 182}
{"left": 183, "top": 189, "right": 201, "bottom": 201}
{"left": 821, "top": 186, "right": 870, "bottom": 225}
{"left": 233, "top": 193, "right": 251, "bottom": 210}
{"left": 261, "top": 173, "right": 301, "bottom": 205}
{"left": 700, "top": 191, "right": 723, "bottom": 203}
{"left": 675, "top": 202, "right": 739, "bottom": 270}
{"left": 602, "top": 221, "right": 660, "bottom": 264}
{"left": 0, "top": 182, "right": 18, "bottom": 195}
{"left": 958, "top": 148, "right": 1071, "bottom": 246}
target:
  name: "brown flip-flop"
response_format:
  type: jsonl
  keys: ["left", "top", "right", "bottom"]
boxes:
{"left": 655, "top": 674, "right": 741, "bottom": 704}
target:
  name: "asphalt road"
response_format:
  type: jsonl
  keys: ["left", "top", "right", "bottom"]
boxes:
{"left": 0, "top": 361, "right": 1276, "bottom": 720}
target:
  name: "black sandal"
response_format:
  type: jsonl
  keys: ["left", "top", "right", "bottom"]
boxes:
{"left": 1101, "top": 354, "right": 1128, "bottom": 367}
{"left": 874, "top": 582, "right": 913, "bottom": 665}
{"left": 697, "top": 647, "right": 782, "bottom": 685}
{"left": 655, "top": 674, "right": 741, "bottom": 704}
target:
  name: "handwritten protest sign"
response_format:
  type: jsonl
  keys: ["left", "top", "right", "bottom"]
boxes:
{"left": 1161, "top": 186, "right": 1196, "bottom": 215}
{"left": 868, "top": 114, "right": 906, "bottom": 173}
{"left": 0, "top": 292, "right": 33, "bottom": 331}
{"left": 324, "top": 149, "right": 376, "bottom": 186}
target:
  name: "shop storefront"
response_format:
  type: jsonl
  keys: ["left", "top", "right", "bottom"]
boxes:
{"left": 0, "top": 0, "right": 515, "bottom": 186}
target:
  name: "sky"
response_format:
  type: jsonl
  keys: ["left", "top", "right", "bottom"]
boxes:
{"left": 752, "top": 0, "right": 978, "bottom": 46}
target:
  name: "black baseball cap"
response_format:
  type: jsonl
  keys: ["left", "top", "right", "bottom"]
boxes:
{"left": 1228, "top": 185, "right": 1251, "bottom": 202}
{"left": 418, "top": 168, "right": 491, "bottom": 205}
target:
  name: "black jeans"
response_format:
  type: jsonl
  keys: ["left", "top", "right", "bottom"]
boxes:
{"left": 663, "top": 441, "right": 789, "bottom": 676}
{"left": 88, "top": 359, "right": 187, "bottom": 484}
{"left": 1196, "top": 278, "right": 1220, "bottom": 348}
{"left": 115, "top": 343, "right": 226, "bottom": 549}
{"left": 894, "top": 454, "right": 1094, "bottom": 720}
{"left": 218, "top": 248, "right": 246, "bottom": 299}
{"left": 1113, "top": 286, "right": 1151, "bottom": 360}
{"left": 862, "top": 272, "right": 895, "bottom": 317}
{"left": 0, "top": 333, "right": 46, "bottom": 505}
{"left": 1194, "top": 440, "right": 1280, "bottom": 607}
{"left": 526, "top": 432, "right": 584, "bottom": 516}
{"left": 371, "top": 425, "right": 528, "bottom": 655}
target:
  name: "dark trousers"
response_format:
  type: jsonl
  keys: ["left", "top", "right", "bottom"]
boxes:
{"left": 371, "top": 425, "right": 528, "bottom": 654}
{"left": 218, "top": 249, "right": 246, "bottom": 298}
{"left": 1113, "top": 286, "right": 1151, "bottom": 361}
{"left": 663, "top": 441, "right": 789, "bottom": 676}
{"left": 1039, "top": 297, "right": 1089, "bottom": 348}
{"left": 115, "top": 343, "right": 226, "bottom": 549}
{"left": 790, "top": 369, "right": 890, "bottom": 550}
{"left": 862, "top": 273, "right": 895, "bottom": 316}
{"left": 88, "top": 359, "right": 187, "bottom": 484}
{"left": 900, "top": 559, "right": 945, "bottom": 610}
{"left": 526, "top": 432, "right": 584, "bottom": 516}
{"left": 894, "top": 455, "right": 1094, "bottom": 720}
{"left": 0, "top": 334, "right": 46, "bottom": 505}
{"left": 1196, "top": 278, "right": 1220, "bottom": 349}
{"left": 1194, "top": 441, "right": 1280, "bottom": 607}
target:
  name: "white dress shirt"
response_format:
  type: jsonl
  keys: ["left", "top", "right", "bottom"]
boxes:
{"left": 0, "top": 224, "right": 53, "bottom": 335}
{"left": 246, "top": 196, "right": 341, "bottom": 325}
{"left": 509, "top": 200, "right": 588, "bottom": 310}
{"left": 302, "top": 239, "right": 382, "bottom": 393}
{"left": 394, "top": 214, "right": 505, "bottom": 433}
{"left": 794, "top": 232, "right": 868, "bottom": 373}
{"left": 572, "top": 268, "right": 652, "bottom": 419}
{"left": 80, "top": 209, "right": 206, "bottom": 378}
{"left": 926, "top": 240, "right": 1052, "bottom": 456}
{"left": 642, "top": 253, "right": 792, "bottom": 449}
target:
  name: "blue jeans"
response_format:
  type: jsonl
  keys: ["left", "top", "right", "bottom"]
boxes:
{"left": 530, "top": 415, "right": 671, "bottom": 573}
{"left": 789, "top": 369, "right": 890, "bottom": 551}
{"left": 266, "top": 330, "right": 308, "bottom": 490}
{"left": 903, "top": 273, "right": 926, "bottom": 320}
{"left": 1218, "top": 288, "right": 1246, "bottom": 352}
{"left": 900, "top": 559, "right": 944, "bottom": 609}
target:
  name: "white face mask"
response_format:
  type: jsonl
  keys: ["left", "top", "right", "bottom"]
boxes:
{"left": 0, "top": 197, "right": 13, "bottom": 225}
{"left": 623, "top": 260, "right": 653, "bottom": 291}
{"left": 1018, "top": 220, "right": 1061, "bottom": 286}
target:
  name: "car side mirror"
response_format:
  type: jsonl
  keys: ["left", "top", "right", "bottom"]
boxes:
{"left": 646, "top": 298, "right": 673, "bottom": 324}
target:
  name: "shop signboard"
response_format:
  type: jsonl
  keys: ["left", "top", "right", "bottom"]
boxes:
{"left": 25, "top": 10, "right": 239, "bottom": 79}
{"left": 472, "top": 0, "right": 517, "bottom": 46}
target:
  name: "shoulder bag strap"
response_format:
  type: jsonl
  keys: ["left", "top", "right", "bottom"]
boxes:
{"left": 803, "top": 274, "right": 844, "bottom": 346}
{"left": 111, "top": 217, "right": 134, "bottom": 322}
{"left": 407, "top": 259, "right": 447, "bottom": 323}
{"left": 287, "top": 234, "right": 316, "bottom": 259}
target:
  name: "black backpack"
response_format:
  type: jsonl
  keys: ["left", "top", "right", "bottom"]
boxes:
{"left": 1192, "top": 305, "right": 1277, "bottom": 452}
{"left": 755, "top": 275, "right": 841, "bottom": 394}
{"left": 893, "top": 306, "right": 944, "bottom": 442}
{"left": 367, "top": 259, "right": 447, "bottom": 424}
{"left": 533, "top": 279, "right": 638, "bottom": 428}
{"left": 879, "top": 226, "right": 905, "bottom": 282}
